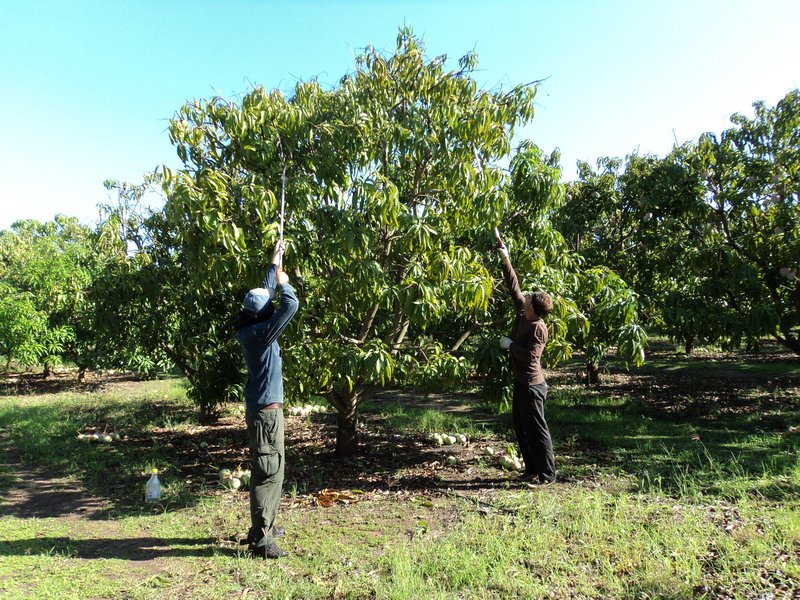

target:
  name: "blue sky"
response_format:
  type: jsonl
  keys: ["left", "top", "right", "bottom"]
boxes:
{"left": 1, "top": 0, "right": 798, "bottom": 230}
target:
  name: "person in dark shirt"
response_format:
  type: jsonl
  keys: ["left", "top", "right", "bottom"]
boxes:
{"left": 235, "top": 240, "right": 299, "bottom": 558}
{"left": 495, "top": 229, "right": 556, "bottom": 485}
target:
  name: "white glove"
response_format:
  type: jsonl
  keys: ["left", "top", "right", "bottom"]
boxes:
{"left": 499, "top": 336, "right": 512, "bottom": 349}
{"left": 494, "top": 228, "right": 509, "bottom": 258}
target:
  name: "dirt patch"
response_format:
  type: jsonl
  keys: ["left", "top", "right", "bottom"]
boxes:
{"left": 0, "top": 467, "right": 112, "bottom": 519}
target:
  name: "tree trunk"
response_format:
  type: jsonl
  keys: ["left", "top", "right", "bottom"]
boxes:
{"left": 450, "top": 323, "right": 479, "bottom": 352}
{"left": 42, "top": 363, "right": 52, "bottom": 379}
{"left": 785, "top": 335, "right": 800, "bottom": 356}
{"left": 586, "top": 362, "right": 600, "bottom": 385}
{"left": 198, "top": 401, "right": 220, "bottom": 425}
{"left": 77, "top": 366, "right": 87, "bottom": 384}
{"left": 684, "top": 338, "right": 695, "bottom": 355}
{"left": 335, "top": 400, "right": 359, "bottom": 457}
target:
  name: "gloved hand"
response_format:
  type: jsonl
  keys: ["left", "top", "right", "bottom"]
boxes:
{"left": 499, "top": 336, "right": 512, "bottom": 349}
{"left": 494, "top": 227, "right": 509, "bottom": 258}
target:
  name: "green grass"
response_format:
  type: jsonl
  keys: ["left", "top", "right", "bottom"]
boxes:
{"left": 1, "top": 351, "right": 799, "bottom": 598}
{"left": 545, "top": 381, "right": 800, "bottom": 500}
{"left": 361, "top": 398, "right": 497, "bottom": 440}
{"left": 380, "top": 490, "right": 800, "bottom": 598}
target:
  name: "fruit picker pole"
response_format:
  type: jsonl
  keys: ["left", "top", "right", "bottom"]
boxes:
{"left": 279, "top": 164, "right": 286, "bottom": 269}
{"left": 276, "top": 135, "right": 288, "bottom": 269}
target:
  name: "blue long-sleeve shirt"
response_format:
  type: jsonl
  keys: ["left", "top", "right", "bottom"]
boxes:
{"left": 235, "top": 264, "right": 299, "bottom": 410}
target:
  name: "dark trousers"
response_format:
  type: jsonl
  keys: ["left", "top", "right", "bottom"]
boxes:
{"left": 245, "top": 407, "right": 285, "bottom": 548}
{"left": 512, "top": 380, "right": 556, "bottom": 482}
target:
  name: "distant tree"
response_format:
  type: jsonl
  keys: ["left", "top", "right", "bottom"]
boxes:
{"left": 557, "top": 154, "right": 727, "bottom": 354}
{"left": 0, "top": 217, "right": 94, "bottom": 376}
{"left": 92, "top": 177, "right": 245, "bottom": 421}
{"left": 556, "top": 90, "right": 800, "bottom": 356}
{"left": 684, "top": 90, "right": 800, "bottom": 354}
{"left": 0, "top": 284, "right": 66, "bottom": 371}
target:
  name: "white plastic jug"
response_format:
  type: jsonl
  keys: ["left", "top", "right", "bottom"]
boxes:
{"left": 145, "top": 470, "right": 161, "bottom": 503}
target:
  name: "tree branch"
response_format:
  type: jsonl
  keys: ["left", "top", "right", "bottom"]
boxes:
{"left": 449, "top": 323, "right": 480, "bottom": 352}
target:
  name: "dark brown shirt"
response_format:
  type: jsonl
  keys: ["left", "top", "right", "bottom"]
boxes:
{"left": 502, "top": 257, "right": 548, "bottom": 385}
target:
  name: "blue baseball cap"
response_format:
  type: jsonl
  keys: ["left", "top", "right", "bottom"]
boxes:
{"left": 242, "top": 288, "right": 273, "bottom": 315}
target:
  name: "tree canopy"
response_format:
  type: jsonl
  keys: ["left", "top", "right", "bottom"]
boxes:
{"left": 153, "top": 29, "right": 646, "bottom": 452}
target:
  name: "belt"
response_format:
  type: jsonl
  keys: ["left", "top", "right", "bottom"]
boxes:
{"left": 260, "top": 402, "right": 283, "bottom": 410}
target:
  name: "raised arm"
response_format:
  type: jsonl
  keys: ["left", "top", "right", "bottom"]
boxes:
{"left": 495, "top": 229, "right": 526, "bottom": 311}
{"left": 259, "top": 241, "right": 286, "bottom": 293}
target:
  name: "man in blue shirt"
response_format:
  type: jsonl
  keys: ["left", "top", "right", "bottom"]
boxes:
{"left": 235, "top": 241, "right": 299, "bottom": 559}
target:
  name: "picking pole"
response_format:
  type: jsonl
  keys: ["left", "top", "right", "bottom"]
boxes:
{"left": 279, "top": 165, "right": 286, "bottom": 268}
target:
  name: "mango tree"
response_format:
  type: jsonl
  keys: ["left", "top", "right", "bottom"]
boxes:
{"left": 161, "top": 30, "right": 549, "bottom": 454}
{"left": 0, "top": 284, "right": 61, "bottom": 371}
{"left": 683, "top": 91, "right": 800, "bottom": 354}
{"left": 160, "top": 29, "right": 649, "bottom": 451}
{"left": 524, "top": 157, "right": 649, "bottom": 381}
{"left": 562, "top": 154, "right": 727, "bottom": 353}
{"left": 559, "top": 91, "right": 799, "bottom": 356}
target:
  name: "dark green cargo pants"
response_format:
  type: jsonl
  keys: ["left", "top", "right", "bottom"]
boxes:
{"left": 245, "top": 406, "right": 285, "bottom": 548}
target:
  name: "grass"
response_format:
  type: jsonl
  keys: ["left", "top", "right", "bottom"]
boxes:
{"left": 545, "top": 386, "right": 800, "bottom": 501}
{"left": 361, "top": 397, "right": 497, "bottom": 440}
{"left": 380, "top": 491, "right": 800, "bottom": 598}
{"left": 1, "top": 348, "right": 799, "bottom": 598}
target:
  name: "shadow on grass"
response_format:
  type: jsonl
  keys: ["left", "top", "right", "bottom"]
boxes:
{"left": 0, "top": 371, "right": 154, "bottom": 397}
{"left": 0, "top": 536, "right": 216, "bottom": 560}
{"left": 0, "top": 397, "right": 216, "bottom": 517}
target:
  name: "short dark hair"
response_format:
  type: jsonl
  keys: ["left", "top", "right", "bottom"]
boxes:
{"left": 529, "top": 291, "right": 553, "bottom": 318}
